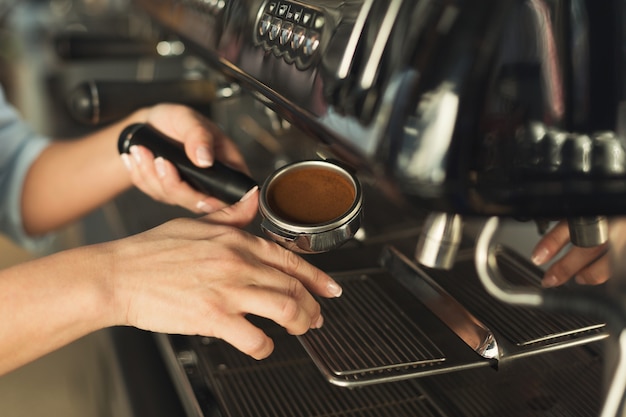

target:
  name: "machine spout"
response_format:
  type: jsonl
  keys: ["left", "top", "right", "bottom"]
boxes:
{"left": 415, "top": 212, "right": 463, "bottom": 270}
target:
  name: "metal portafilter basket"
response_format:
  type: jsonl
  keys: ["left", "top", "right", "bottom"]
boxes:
{"left": 118, "top": 123, "right": 362, "bottom": 253}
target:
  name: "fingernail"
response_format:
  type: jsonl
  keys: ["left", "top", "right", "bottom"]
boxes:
{"left": 196, "top": 146, "right": 212, "bottom": 167}
{"left": 542, "top": 275, "right": 558, "bottom": 288}
{"left": 120, "top": 154, "right": 132, "bottom": 171}
{"left": 154, "top": 157, "right": 166, "bottom": 178}
{"left": 531, "top": 247, "right": 550, "bottom": 265}
{"left": 196, "top": 201, "right": 215, "bottom": 213}
{"left": 239, "top": 186, "right": 259, "bottom": 202}
{"left": 327, "top": 280, "right": 343, "bottom": 297}
{"left": 313, "top": 315, "right": 324, "bottom": 329}
{"left": 129, "top": 146, "right": 141, "bottom": 163}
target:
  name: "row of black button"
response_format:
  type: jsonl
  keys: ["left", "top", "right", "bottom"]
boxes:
{"left": 266, "top": 1, "right": 325, "bottom": 29}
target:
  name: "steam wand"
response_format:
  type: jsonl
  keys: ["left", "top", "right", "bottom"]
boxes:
{"left": 475, "top": 216, "right": 626, "bottom": 417}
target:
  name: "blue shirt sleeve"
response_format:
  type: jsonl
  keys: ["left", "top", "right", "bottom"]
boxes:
{"left": 0, "top": 86, "right": 53, "bottom": 251}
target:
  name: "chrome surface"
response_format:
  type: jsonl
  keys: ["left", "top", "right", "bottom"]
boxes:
{"left": 358, "top": 0, "right": 403, "bottom": 90}
{"left": 383, "top": 247, "right": 498, "bottom": 360}
{"left": 336, "top": 0, "right": 374, "bottom": 80}
{"left": 475, "top": 217, "right": 544, "bottom": 308}
{"left": 414, "top": 212, "right": 463, "bottom": 270}
{"left": 567, "top": 216, "right": 609, "bottom": 247}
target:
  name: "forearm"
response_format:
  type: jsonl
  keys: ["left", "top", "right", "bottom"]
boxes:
{"left": 0, "top": 244, "right": 114, "bottom": 375}
{"left": 20, "top": 109, "right": 150, "bottom": 236}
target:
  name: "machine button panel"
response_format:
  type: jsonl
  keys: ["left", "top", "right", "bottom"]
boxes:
{"left": 255, "top": 0, "right": 325, "bottom": 69}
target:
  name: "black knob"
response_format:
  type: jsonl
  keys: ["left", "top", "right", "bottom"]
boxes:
{"left": 54, "top": 32, "right": 160, "bottom": 60}
{"left": 68, "top": 79, "right": 216, "bottom": 125}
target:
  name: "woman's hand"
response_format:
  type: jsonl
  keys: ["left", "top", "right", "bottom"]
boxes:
{"left": 22, "top": 103, "right": 249, "bottom": 236}
{"left": 531, "top": 220, "right": 610, "bottom": 287}
{"left": 120, "top": 104, "right": 250, "bottom": 214}
{"left": 106, "top": 188, "right": 342, "bottom": 359}
{"left": 0, "top": 188, "right": 342, "bottom": 374}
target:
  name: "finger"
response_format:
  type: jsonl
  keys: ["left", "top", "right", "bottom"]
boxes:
{"left": 153, "top": 157, "right": 227, "bottom": 213}
{"left": 237, "top": 279, "right": 323, "bottom": 335}
{"left": 275, "top": 248, "right": 343, "bottom": 298}
{"left": 241, "top": 236, "right": 343, "bottom": 299}
{"left": 574, "top": 253, "right": 611, "bottom": 285}
{"left": 180, "top": 123, "right": 215, "bottom": 168}
{"left": 531, "top": 220, "right": 571, "bottom": 265}
{"left": 541, "top": 243, "right": 608, "bottom": 287}
{"left": 145, "top": 105, "right": 216, "bottom": 168}
{"left": 202, "top": 186, "right": 260, "bottom": 227}
{"left": 211, "top": 315, "right": 275, "bottom": 360}
{"left": 128, "top": 145, "right": 164, "bottom": 195}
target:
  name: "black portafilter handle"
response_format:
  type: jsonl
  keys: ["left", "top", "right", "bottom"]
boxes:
{"left": 118, "top": 123, "right": 258, "bottom": 204}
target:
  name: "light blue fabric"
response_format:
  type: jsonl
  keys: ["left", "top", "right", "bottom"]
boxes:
{"left": 0, "top": 87, "right": 52, "bottom": 251}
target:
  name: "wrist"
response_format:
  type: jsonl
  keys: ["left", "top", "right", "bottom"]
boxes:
{"left": 63, "top": 242, "right": 121, "bottom": 329}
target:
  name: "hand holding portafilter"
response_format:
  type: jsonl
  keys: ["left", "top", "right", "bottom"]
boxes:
{"left": 118, "top": 123, "right": 258, "bottom": 204}
{"left": 118, "top": 123, "right": 363, "bottom": 253}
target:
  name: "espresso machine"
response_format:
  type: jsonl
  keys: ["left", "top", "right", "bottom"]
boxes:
{"left": 104, "top": 0, "right": 626, "bottom": 415}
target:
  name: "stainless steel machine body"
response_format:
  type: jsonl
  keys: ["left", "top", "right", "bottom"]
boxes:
{"left": 107, "top": 0, "right": 626, "bottom": 415}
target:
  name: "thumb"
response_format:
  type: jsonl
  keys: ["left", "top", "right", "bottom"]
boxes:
{"left": 204, "top": 186, "right": 259, "bottom": 227}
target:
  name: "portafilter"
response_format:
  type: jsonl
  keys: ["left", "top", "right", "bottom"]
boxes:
{"left": 118, "top": 123, "right": 362, "bottom": 253}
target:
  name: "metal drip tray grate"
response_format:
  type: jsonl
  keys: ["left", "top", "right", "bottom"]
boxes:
{"left": 297, "top": 246, "right": 607, "bottom": 387}
{"left": 299, "top": 266, "right": 495, "bottom": 386}
{"left": 301, "top": 274, "right": 446, "bottom": 376}
{"left": 183, "top": 329, "right": 450, "bottom": 417}
{"left": 213, "top": 359, "right": 446, "bottom": 417}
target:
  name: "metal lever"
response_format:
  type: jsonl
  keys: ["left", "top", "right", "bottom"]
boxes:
{"left": 336, "top": 0, "right": 376, "bottom": 80}
{"left": 358, "top": 0, "right": 404, "bottom": 90}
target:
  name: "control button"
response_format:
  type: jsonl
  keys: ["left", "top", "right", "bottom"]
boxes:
{"left": 314, "top": 15, "right": 325, "bottom": 29}
{"left": 280, "top": 22, "right": 294, "bottom": 45}
{"left": 267, "top": 2, "right": 277, "bottom": 13}
{"left": 303, "top": 31, "right": 320, "bottom": 56}
{"left": 277, "top": 3, "right": 289, "bottom": 17}
{"left": 259, "top": 14, "right": 272, "bottom": 36}
{"left": 269, "top": 18, "right": 282, "bottom": 41}
{"left": 291, "top": 26, "right": 306, "bottom": 50}
{"left": 293, "top": 8, "right": 303, "bottom": 23}
{"left": 302, "top": 12, "right": 313, "bottom": 26}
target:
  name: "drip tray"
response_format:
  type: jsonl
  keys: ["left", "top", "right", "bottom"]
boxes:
{"left": 298, "top": 246, "right": 607, "bottom": 387}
